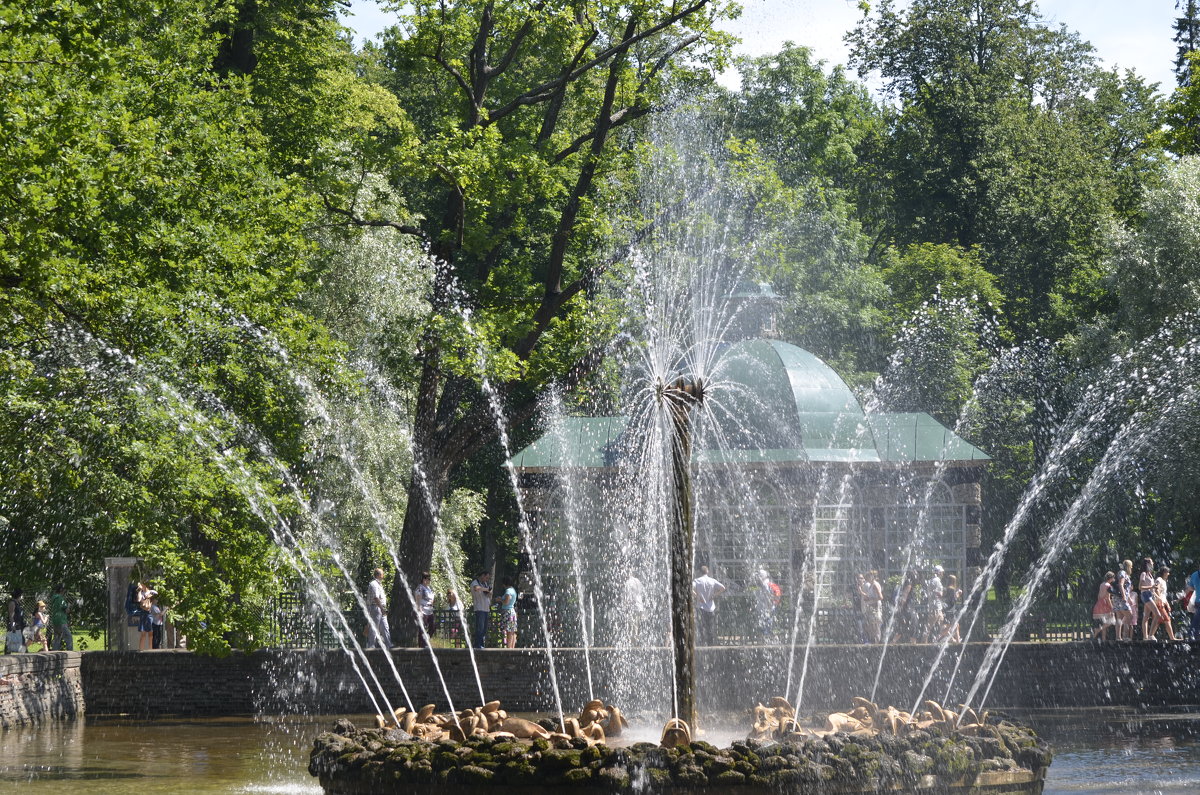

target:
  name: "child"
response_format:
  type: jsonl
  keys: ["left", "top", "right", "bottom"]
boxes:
{"left": 150, "top": 595, "right": 166, "bottom": 649}
{"left": 30, "top": 600, "right": 48, "bottom": 649}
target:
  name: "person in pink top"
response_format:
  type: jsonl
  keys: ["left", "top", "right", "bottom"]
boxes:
{"left": 1090, "top": 571, "right": 1116, "bottom": 642}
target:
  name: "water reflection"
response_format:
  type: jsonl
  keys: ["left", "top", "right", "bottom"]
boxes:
{"left": 0, "top": 715, "right": 331, "bottom": 794}
{"left": 4, "top": 709, "right": 1200, "bottom": 793}
{"left": 1029, "top": 709, "right": 1200, "bottom": 794}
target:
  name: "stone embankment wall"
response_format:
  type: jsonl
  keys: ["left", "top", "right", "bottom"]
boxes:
{"left": 79, "top": 641, "right": 1200, "bottom": 718}
{"left": 0, "top": 651, "right": 85, "bottom": 728}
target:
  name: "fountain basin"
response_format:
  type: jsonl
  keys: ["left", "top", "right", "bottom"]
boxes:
{"left": 309, "top": 719, "right": 1050, "bottom": 794}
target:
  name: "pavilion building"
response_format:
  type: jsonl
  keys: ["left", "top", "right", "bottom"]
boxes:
{"left": 511, "top": 293, "right": 989, "bottom": 643}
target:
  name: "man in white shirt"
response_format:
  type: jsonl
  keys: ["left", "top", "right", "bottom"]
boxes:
{"left": 366, "top": 568, "right": 392, "bottom": 649}
{"left": 469, "top": 571, "right": 492, "bottom": 649}
{"left": 692, "top": 566, "right": 725, "bottom": 646}
{"left": 923, "top": 565, "right": 945, "bottom": 642}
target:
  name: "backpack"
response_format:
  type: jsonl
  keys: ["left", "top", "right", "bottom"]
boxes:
{"left": 768, "top": 582, "right": 782, "bottom": 608}
{"left": 124, "top": 582, "right": 139, "bottom": 616}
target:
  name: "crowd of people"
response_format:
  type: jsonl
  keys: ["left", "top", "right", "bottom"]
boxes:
{"left": 361, "top": 568, "right": 521, "bottom": 651}
{"left": 1090, "top": 558, "right": 1200, "bottom": 643}
{"left": 687, "top": 565, "right": 965, "bottom": 646}
{"left": 5, "top": 584, "right": 74, "bottom": 653}
{"left": 124, "top": 580, "right": 169, "bottom": 650}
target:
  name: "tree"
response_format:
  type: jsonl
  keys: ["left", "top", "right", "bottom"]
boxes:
{"left": 353, "top": 0, "right": 736, "bottom": 634}
{"left": 723, "top": 46, "right": 889, "bottom": 380}
{"left": 1164, "top": 52, "right": 1200, "bottom": 155}
{"left": 846, "top": 0, "right": 1164, "bottom": 339}
{"left": 0, "top": 0, "right": 388, "bottom": 651}
{"left": 1107, "top": 156, "right": 1200, "bottom": 340}
{"left": 1176, "top": 0, "right": 1200, "bottom": 87}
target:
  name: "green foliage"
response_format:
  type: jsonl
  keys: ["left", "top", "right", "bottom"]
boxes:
{"left": 0, "top": 0, "right": 373, "bottom": 651}
{"left": 847, "top": 0, "right": 1165, "bottom": 339}
{"left": 880, "top": 243, "right": 1003, "bottom": 332}
{"left": 722, "top": 48, "right": 888, "bottom": 378}
{"left": 1107, "top": 156, "right": 1200, "bottom": 340}
{"left": 1164, "top": 52, "right": 1200, "bottom": 156}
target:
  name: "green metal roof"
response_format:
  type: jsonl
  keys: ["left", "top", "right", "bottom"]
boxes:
{"left": 715, "top": 339, "right": 878, "bottom": 460}
{"left": 512, "top": 340, "right": 989, "bottom": 470}
{"left": 867, "top": 413, "right": 990, "bottom": 462}
{"left": 509, "top": 416, "right": 628, "bottom": 469}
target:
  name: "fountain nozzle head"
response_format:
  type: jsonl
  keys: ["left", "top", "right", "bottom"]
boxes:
{"left": 671, "top": 376, "right": 704, "bottom": 401}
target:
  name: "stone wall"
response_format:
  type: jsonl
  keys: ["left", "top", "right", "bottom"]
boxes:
{"left": 78, "top": 641, "right": 1200, "bottom": 719}
{"left": 0, "top": 651, "right": 85, "bottom": 728}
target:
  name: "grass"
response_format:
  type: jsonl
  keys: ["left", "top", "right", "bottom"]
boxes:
{"left": 23, "top": 629, "right": 104, "bottom": 652}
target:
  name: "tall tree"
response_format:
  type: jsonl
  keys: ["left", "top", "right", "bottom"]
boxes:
{"left": 0, "top": 0, "right": 399, "bottom": 651}
{"left": 352, "top": 0, "right": 735, "bottom": 633}
{"left": 1176, "top": 0, "right": 1200, "bottom": 87}
{"left": 1164, "top": 52, "right": 1200, "bottom": 155}
{"left": 846, "top": 0, "right": 1163, "bottom": 338}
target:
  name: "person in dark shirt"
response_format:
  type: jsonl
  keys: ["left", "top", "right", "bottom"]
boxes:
{"left": 49, "top": 583, "right": 73, "bottom": 651}
{"left": 5, "top": 588, "right": 26, "bottom": 654}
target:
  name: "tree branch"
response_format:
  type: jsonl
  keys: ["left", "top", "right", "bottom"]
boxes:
{"left": 322, "top": 199, "right": 430, "bottom": 242}
{"left": 538, "top": 23, "right": 599, "bottom": 145}
{"left": 425, "top": 35, "right": 474, "bottom": 106}
{"left": 486, "top": 3, "right": 546, "bottom": 79}
{"left": 537, "top": 15, "right": 635, "bottom": 305}
{"left": 468, "top": 1, "right": 494, "bottom": 109}
{"left": 552, "top": 104, "right": 650, "bottom": 163}
{"left": 510, "top": 184, "right": 702, "bottom": 362}
{"left": 486, "top": 0, "right": 711, "bottom": 125}
{"left": 636, "top": 32, "right": 701, "bottom": 94}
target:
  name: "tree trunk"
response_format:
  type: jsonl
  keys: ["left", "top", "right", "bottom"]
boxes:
{"left": 391, "top": 467, "right": 449, "bottom": 646}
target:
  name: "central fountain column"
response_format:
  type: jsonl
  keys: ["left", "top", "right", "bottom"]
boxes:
{"left": 664, "top": 378, "right": 701, "bottom": 731}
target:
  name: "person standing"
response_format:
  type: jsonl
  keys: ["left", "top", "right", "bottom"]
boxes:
{"left": 859, "top": 571, "right": 882, "bottom": 643}
{"left": 30, "top": 600, "right": 48, "bottom": 650}
{"left": 1149, "top": 566, "right": 1177, "bottom": 641}
{"left": 137, "top": 586, "right": 156, "bottom": 651}
{"left": 5, "top": 588, "right": 26, "bottom": 654}
{"left": 366, "top": 568, "right": 392, "bottom": 649}
{"left": 1139, "top": 557, "right": 1155, "bottom": 640}
{"left": 470, "top": 570, "right": 492, "bottom": 650}
{"left": 1188, "top": 565, "right": 1200, "bottom": 641}
{"left": 1090, "top": 571, "right": 1116, "bottom": 642}
{"left": 446, "top": 589, "right": 463, "bottom": 646}
{"left": 48, "top": 584, "right": 73, "bottom": 651}
{"left": 923, "top": 566, "right": 945, "bottom": 643}
{"left": 755, "top": 568, "right": 779, "bottom": 641}
{"left": 1113, "top": 561, "right": 1134, "bottom": 641}
{"left": 414, "top": 572, "right": 436, "bottom": 648}
{"left": 150, "top": 594, "right": 166, "bottom": 650}
{"left": 692, "top": 566, "right": 726, "bottom": 646}
{"left": 498, "top": 577, "right": 518, "bottom": 649}
{"left": 941, "top": 574, "right": 963, "bottom": 643}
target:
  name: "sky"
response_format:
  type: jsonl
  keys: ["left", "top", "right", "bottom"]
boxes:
{"left": 340, "top": 0, "right": 1182, "bottom": 94}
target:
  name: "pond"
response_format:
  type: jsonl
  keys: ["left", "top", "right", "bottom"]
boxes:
{"left": 3, "top": 709, "right": 1200, "bottom": 793}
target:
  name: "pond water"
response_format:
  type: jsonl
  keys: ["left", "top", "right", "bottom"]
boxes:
{"left": 3, "top": 709, "right": 1200, "bottom": 793}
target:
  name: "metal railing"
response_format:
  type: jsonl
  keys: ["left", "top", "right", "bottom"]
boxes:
{"left": 260, "top": 591, "right": 1191, "bottom": 650}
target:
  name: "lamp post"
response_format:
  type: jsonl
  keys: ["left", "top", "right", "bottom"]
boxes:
{"left": 660, "top": 376, "right": 703, "bottom": 730}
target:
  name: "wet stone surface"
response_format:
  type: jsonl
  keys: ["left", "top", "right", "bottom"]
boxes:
{"left": 309, "top": 718, "right": 1052, "bottom": 793}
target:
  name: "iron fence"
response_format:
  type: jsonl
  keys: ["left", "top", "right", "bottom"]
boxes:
{"left": 256, "top": 591, "right": 1192, "bottom": 650}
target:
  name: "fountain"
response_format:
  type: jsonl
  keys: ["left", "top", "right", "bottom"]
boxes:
{"left": 307, "top": 225, "right": 1052, "bottom": 792}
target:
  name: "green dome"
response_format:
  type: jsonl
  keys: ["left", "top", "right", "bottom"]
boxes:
{"left": 510, "top": 339, "right": 989, "bottom": 470}
{"left": 707, "top": 339, "right": 878, "bottom": 462}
